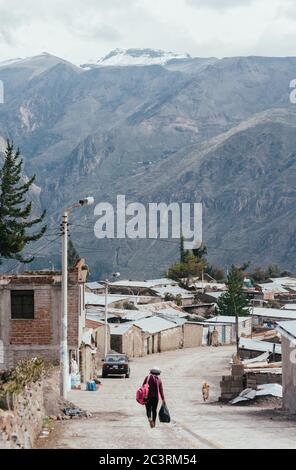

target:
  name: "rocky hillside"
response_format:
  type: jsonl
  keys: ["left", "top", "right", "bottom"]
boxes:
{"left": 0, "top": 51, "right": 296, "bottom": 278}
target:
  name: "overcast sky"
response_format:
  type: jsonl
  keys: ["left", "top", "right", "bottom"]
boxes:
{"left": 0, "top": 0, "right": 296, "bottom": 64}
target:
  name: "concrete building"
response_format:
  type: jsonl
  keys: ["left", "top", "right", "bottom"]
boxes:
{"left": 276, "top": 321, "right": 296, "bottom": 414}
{"left": 0, "top": 260, "right": 88, "bottom": 370}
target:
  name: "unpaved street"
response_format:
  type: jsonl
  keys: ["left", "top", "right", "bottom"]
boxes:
{"left": 38, "top": 346, "right": 296, "bottom": 449}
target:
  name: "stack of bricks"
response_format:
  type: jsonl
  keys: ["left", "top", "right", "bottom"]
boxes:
{"left": 219, "top": 364, "right": 246, "bottom": 402}
{"left": 246, "top": 372, "right": 282, "bottom": 389}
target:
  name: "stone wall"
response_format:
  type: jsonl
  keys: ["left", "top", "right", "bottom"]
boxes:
{"left": 0, "top": 368, "right": 60, "bottom": 449}
{"left": 0, "top": 381, "right": 45, "bottom": 449}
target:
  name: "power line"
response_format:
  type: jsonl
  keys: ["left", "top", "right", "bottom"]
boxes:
{"left": 1, "top": 234, "right": 62, "bottom": 275}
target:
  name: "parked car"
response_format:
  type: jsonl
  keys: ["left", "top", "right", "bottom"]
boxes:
{"left": 102, "top": 354, "right": 130, "bottom": 378}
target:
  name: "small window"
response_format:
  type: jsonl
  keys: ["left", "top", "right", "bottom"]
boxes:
{"left": 11, "top": 290, "right": 34, "bottom": 319}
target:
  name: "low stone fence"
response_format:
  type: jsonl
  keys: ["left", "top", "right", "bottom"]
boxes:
{"left": 0, "top": 359, "right": 60, "bottom": 449}
{"left": 0, "top": 380, "right": 45, "bottom": 448}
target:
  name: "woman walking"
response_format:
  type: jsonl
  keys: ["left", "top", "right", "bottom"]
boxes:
{"left": 143, "top": 366, "right": 165, "bottom": 428}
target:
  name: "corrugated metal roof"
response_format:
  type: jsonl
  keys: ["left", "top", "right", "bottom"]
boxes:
{"left": 86, "top": 282, "right": 105, "bottom": 290}
{"left": 151, "top": 286, "right": 193, "bottom": 299}
{"left": 277, "top": 320, "right": 296, "bottom": 342}
{"left": 258, "top": 277, "right": 296, "bottom": 293}
{"left": 209, "top": 316, "right": 250, "bottom": 324}
{"left": 155, "top": 307, "right": 187, "bottom": 318}
{"left": 85, "top": 292, "right": 131, "bottom": 306}
{"left": 111, "top": 278, "right": 177, "bottom": 289}
{"left": 239, "top": 337, "right": 281, "bottom": 354}
{"left": 190, "top": 281, "right": 226, "bottom": 290}
{"left": 252, "top": 307, "right": 296, "bottom": 320}
{"left": 109, "top": 323, "right": 135, "bottom": 335}
{"left": 134, "top": 316, "right": 180, "bottom": 334}
{"left": 120, "top": 311, "right": 153, "bottom": 321}
{"left": 282, "top": 304, "right": 296, "bottom": 310}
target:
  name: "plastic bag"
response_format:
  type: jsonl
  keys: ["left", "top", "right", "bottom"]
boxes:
{"left": 159, "top": 403, "right": 171, "bottom": 423}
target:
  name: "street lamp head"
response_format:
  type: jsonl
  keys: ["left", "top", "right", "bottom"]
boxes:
{"left": 79, "top": 197, "right": 95, "bottom": 207}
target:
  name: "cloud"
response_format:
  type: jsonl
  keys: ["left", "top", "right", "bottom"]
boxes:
{"left": 186, "top": 0, "right": 256, "bottom": 9}
{"left": 0, "top": 0, "right": 295, "bottom": 63}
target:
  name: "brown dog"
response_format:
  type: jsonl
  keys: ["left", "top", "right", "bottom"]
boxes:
{"left": 202, "top": 382, "right": 210, "bottom": 402}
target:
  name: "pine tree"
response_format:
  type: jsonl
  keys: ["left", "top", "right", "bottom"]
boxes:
{"left": 217, "top": 265, "right": 250, "bottom": 358}
{"left": 68, "top": 237, "right": 80, "bottom": 268}
{"left": 217, "top": 265, "right": 250, "bottom": 317}
{"left": 0, "top": 140, "right": 46, "bottom": 264}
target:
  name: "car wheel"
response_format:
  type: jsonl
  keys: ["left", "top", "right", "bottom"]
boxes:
{"left": 102, "top": 373, "right": 107, "bottom": 378}
{"left": 126, "top": 372, "right": 130, "bottom": 378}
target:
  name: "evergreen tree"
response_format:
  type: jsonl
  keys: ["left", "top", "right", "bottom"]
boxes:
{"left": 217, "top": 265, "right": 250, "bottom": 317}
{"left": 68, "top": 237, "right": 80, "bottom": 268}
{"left": 0, "top": 140, "right": 46, "bottom": 264}
{"left": 217, "top": 265, "right": 250, "bottom": 359}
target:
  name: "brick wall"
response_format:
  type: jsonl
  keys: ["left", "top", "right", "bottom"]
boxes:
{"left": 10, "top": 288, "right": 52, "bottom": 346}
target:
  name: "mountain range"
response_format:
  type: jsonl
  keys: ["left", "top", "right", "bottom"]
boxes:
{"left": 0, "top": 49, "right": 296, "bottom": 279}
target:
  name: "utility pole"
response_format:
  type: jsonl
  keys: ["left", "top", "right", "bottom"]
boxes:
{"left": 104, "top": 280, "right": 109, "bottom": 357}
{"left": 61, "top": 211, "right": 69, "bottom": 399}
{"left": 60, "top": 197, "right": 94, "bottom": 399}
{"left": 233, "top": 300, "right": 240, "bottom": 362}
{"left": 103, "top": 272, "right": 120, "bottom": 358}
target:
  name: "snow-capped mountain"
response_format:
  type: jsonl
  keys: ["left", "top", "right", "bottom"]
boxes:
{"left": 81, "top": 48, "right": 191, "bottom": 68}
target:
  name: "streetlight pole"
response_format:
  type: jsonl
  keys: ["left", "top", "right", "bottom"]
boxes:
{"left": 61, "top": 210, "right": 69, "bottom": 399}
{"left": 103, "top": 272, "right": 120, "bottom": 358}
{"left": 60, "top": 197, "right": 94, "bottom": 399}
{"left": 104, "top": 281, "right": 109, "bottom": 357}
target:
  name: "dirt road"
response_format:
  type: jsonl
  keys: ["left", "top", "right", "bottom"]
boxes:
{"left": 38, "top": 346, "right": 296, "bottom": 449}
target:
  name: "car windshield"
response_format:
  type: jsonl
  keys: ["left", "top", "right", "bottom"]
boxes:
{"left": 105, "top": 355, "right": 126, "bottom": 363}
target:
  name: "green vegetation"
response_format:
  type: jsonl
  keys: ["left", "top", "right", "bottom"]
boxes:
{"left": 0, "top": 140, "right": 46, "bottom": 265}
{"left": 217, "top": 265, "right": 250, "bottom": 317}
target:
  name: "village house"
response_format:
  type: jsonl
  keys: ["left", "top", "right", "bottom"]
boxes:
{"left": 133, "top": 316, "right": 203, "bottom": 355}
{"left": 256, "top": 277, "right": 296, "bottom": 303}
{"left": 196, "top": 316, "right": 252, "bottom": 346}
{"left": 0, "top": 260, "right": 88, "bottom": 371}
{"left": 109, "top": 278, "right": 178, "bottom": 296}
{"left": 110, "top": 323, "right": 143, "bottom": 358}
{"left": 239, "top": 337, "right": 282, "bottom": 360}
{"left": 251, "top": 307, "right": 296, "bottom": 326}
{"left": 85, "top": 291, "right": 159, "bottom": 308}
{"left": 276, "top": 321, "right": 296, "bottom": 414}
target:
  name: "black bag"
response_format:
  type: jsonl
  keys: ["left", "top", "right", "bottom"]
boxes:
{"left": 159, "top": 403, "right": 171, "bottom": 423}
